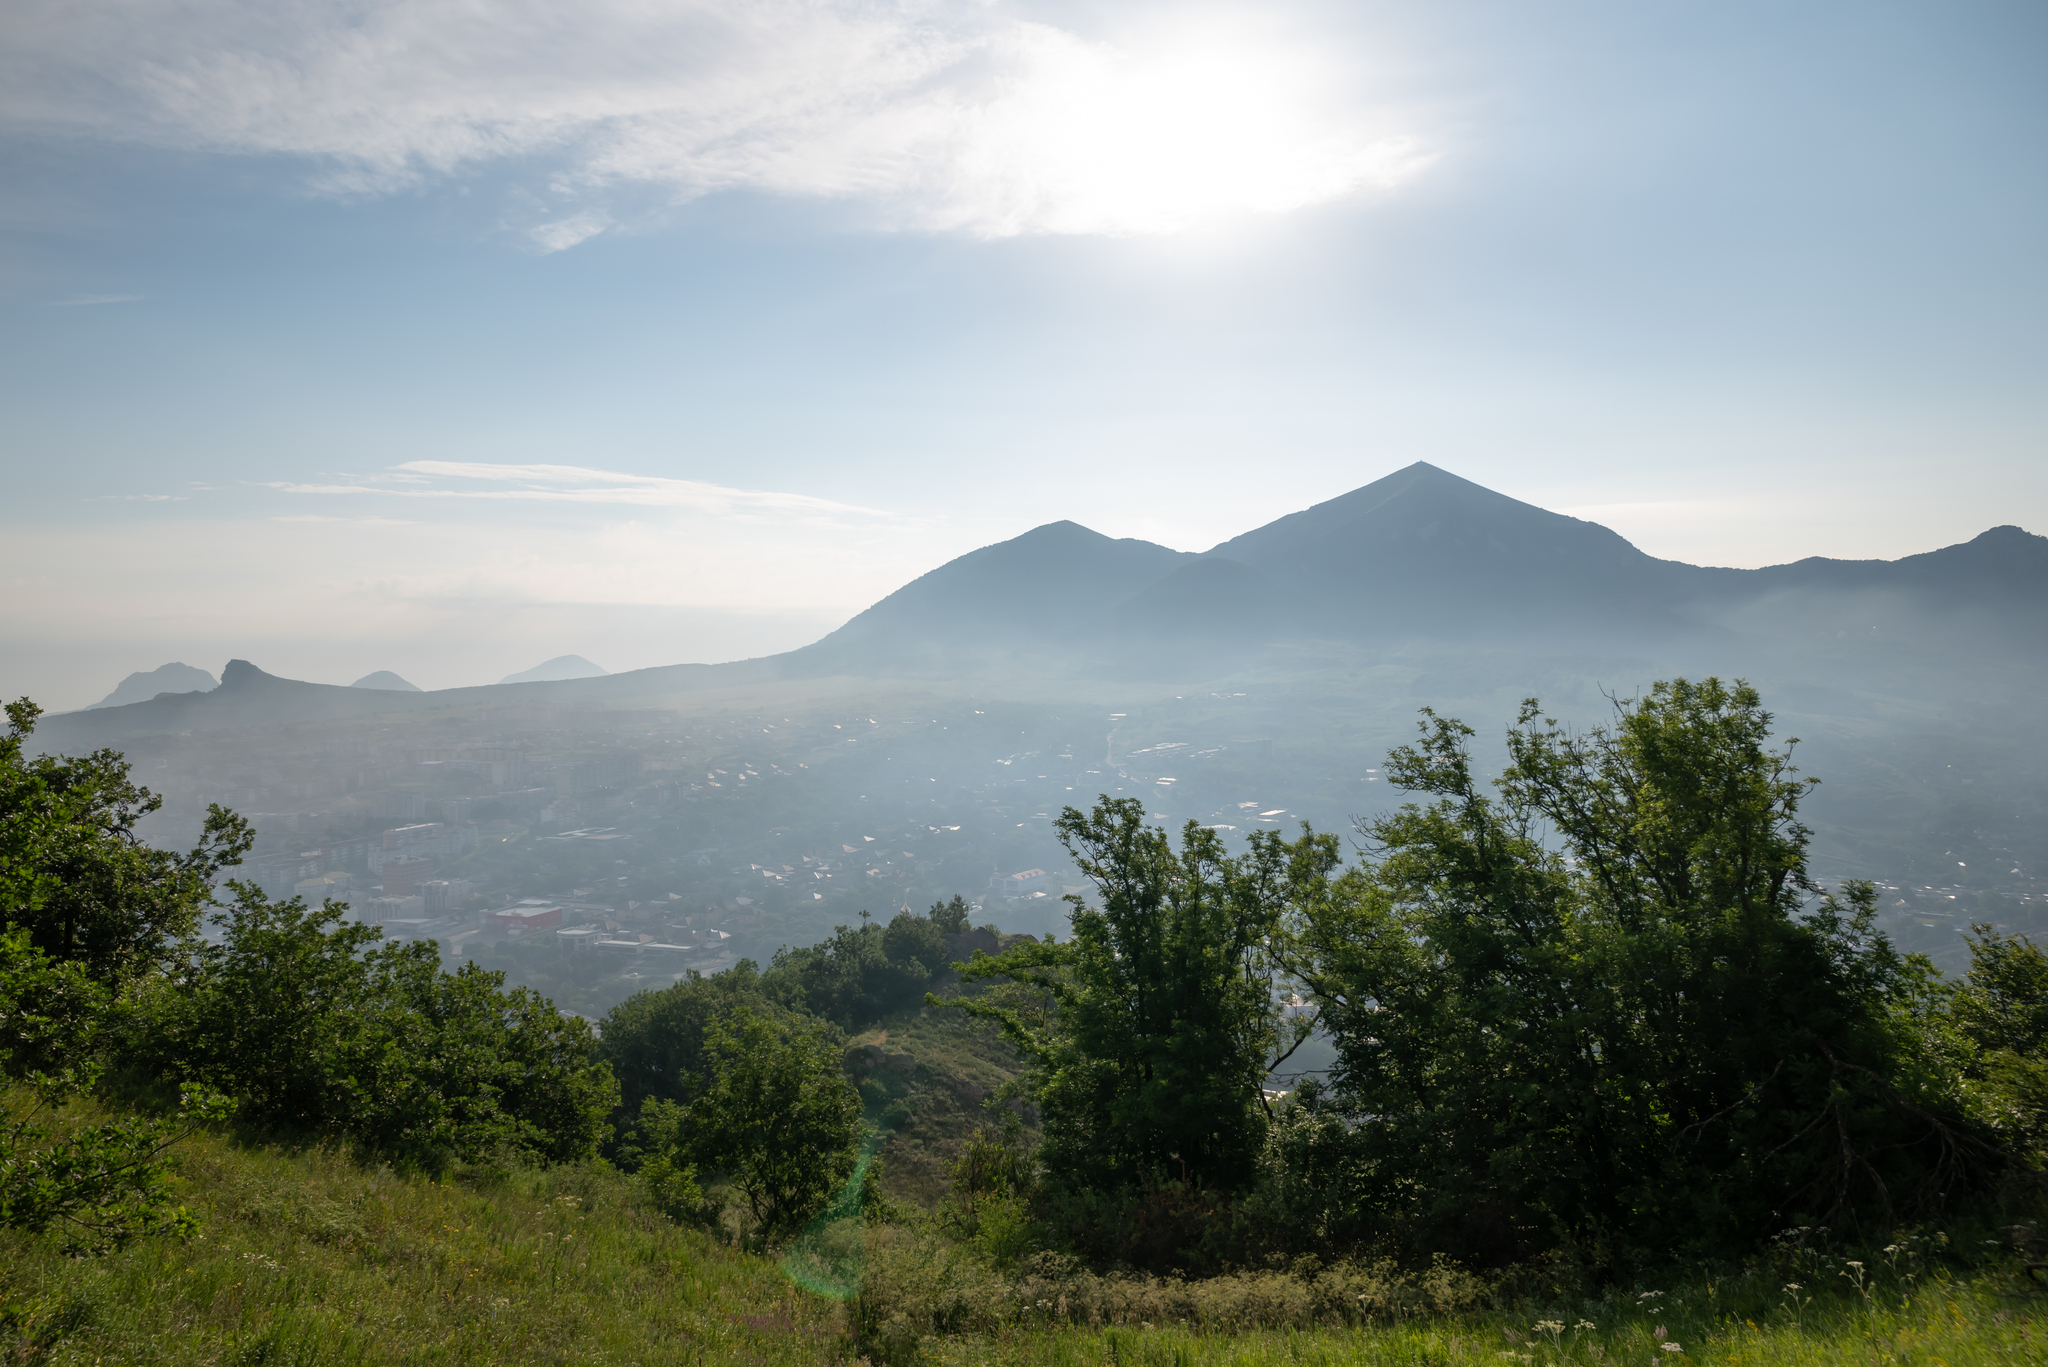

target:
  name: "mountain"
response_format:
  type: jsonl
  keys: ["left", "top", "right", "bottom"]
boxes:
{"left": 793, "top": 520, "right": 1190, "bottom": 667}
{"left": 1202, "top": 462, "right": 1707, "bottom": 640}
{"left": 83, "top": 662, "right": 217, "bottom": 710}
{"left": 351, "top": 671, "right": 422, "bottom": 692}
{"left": 27, "top": 467, "right": 2044, "bottom": 753}
{"left": 500, "top": 655, "right": 609, "bottom": 685}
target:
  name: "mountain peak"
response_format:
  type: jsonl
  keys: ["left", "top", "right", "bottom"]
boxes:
{"left": 351, "top": 670, "right": 423, "bottom": 692}
{"left": 500, "top": 655, "right": 608, "bottom": 685}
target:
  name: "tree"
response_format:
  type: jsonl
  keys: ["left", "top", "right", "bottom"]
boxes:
{"left": 140, "top": 883, "right": 617, "bottom": 1169}
{"left": 1285, "top": 679, "right": 1990, "bottom": 1264}
{"left": 0, "top": 928, "right": 223, "bottom": 1250}
{"left": 949, "top": 797, "right": 1305, "bottom": 1196}
{"left": 595, "top": 962, "right": 773, "bottom": 1123}
{"left": 1947, "top": 925, "right": 2048, "bottom": 1168}
{"left": 928, "top": 894, "right": 973, "bottom": 934}
{"left": 0, "top": 699, "right": 250, "bottom": 984}
{"left": 761, "top": 904, "right": 960, "bottom": 1029}
{"left": 672, "top": 1004, "right": 860, "bottom": 1238}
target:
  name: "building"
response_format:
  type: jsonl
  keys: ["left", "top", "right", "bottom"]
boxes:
{"left": 421, "top": 878, "right": 476, "bottom": 914}
{"left": 989, "top": 869, "right": 1048, "bottom": 896}
{"left": 555, "top": 923, "right": 607, "bottom": 953}
{"left": 368, "top": 821, "right": 479, "bottom": 873}
{"left": 485, "top": 902, "right": 564, "bottom": 937}
{"left": 380, "top": 856, "right": 437, "bottom": 898}
{"left": 360, "top": 895, "right": 411, "bottom": 923}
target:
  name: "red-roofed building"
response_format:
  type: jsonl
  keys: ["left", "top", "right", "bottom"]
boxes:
{"left": 484, "top": 902, "right": 563, "bottom": 937}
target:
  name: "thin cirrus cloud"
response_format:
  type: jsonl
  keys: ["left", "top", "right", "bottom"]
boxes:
{"left": 0, "top": 0, "right": 1431, "bottom": 244}
{"left": 272, "top": 461, "right": 901, "bottom": 522}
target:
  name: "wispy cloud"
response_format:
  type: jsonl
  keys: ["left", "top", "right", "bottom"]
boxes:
{"left": 48, "top": 293, "right": 142, "bottom": 306}
{"left": 93, "top": 492, "right": 184, "bottom": 501}
{"left": 272, "top": 461, "right": 898, "bottom": 522}
{"left": 528, "top": 211, "right": 610, "bottom": 254}
{"left": 0, "top": 1, "right": 1430, "bottom": 239}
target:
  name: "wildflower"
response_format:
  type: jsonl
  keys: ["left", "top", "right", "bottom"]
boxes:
{"left": 1653, "top": 1325, "right": 1666, "bottom": 1339}
{"left": 1661, "top": 1343, "right": 1682, "bottom": 1354}
{"left": 1576, "top": 1321, "right": 1596, "bottom": 1331}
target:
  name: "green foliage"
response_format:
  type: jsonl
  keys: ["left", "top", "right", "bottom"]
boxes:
{"left": 1285, "top": 678, "right": 1994, "bottom": 1265}
{"left": 665, "top": 1004, "right": 862, "bottom": 1238}
{"left": 1948, "top": 924, "right": 2048, "bottom": 1166}
{"left": 632, "top": 1097, "right": 706, "bottom": 1222}
{"left": 594, "top": 960, "right": 775, "bottom": 1122}
{"left": 0, "top": 699, "right": 250, "bottom": 984}
{"left": 949, "top": 797, "right": 1303, "bottom": 1199}
{"left": 763, "top": 903, "right": 963, "bottom": 1029}
{"left": 138, "top": 883, "right": 618, "bottom": 1169}
{"left": 928, "top": 894, "right": 973, "bottom": 934}
{"left": 0, "top": 927, "right": 223, "bottom": 1250}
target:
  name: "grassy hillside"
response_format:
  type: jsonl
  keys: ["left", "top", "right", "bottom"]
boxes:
{"left": 849, "top": 1006, "right": 1034, "bottom": 1210}
{"left": 4, "top": 1105, "right": 2040, "bottom": 1366}
{"left": 0, "top": 1118, "right": 840, "bottom": 1366}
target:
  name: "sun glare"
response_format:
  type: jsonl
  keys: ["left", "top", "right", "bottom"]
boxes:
{"left": 929, "top": 22, "right": 1427, "bottom": 237}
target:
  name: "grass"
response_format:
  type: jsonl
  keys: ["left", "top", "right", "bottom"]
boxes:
{"left": 0, "top": 1121, "right": 841, "bottom": 1366}
{"left": 897, "top": 1265, "right": 2045, "bottom": 1365}
{"left": 848, "top": 1008, "right": 1033, "bottom": 1210}
{"left": 3, "top": 1101, "right": 2040, "bottom": 1366}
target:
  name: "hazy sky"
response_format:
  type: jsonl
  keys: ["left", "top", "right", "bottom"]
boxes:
{"left": 4, "top": 0, "right": 2044, "bottom": 706}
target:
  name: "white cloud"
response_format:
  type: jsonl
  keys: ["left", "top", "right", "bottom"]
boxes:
{"left": 528, "top": 211, "right": 610, "bottom": 253}
{"left": 0, "top": 0, "right": 1429, "bottom": 238}
{"left": 272, "top": 460, "right": 899, "bottom": 522}
{"left": 48, "top": 294, "right": 143, "bottom": 306}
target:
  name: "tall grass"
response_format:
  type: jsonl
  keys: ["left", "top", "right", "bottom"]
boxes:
{"left": 0, "top": 1121, "right": 840, "bottom": 1365}
{"left": 851, "top": 1220, "right": 2047, "bottom": 1366}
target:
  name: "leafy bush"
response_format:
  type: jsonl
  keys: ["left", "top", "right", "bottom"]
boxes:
{"left": 136, "top": 884, "right": 617, "bottom": 1169}
{"left": 763, "top": 903, "right": 967, "bottom": 1030}
{"left": 595, "top": 960, "right": 776, "bottom": 1123}
{"left": 0, "top": 699, "right": 249, "bottom": 985}
{"left": 0, "top": 927, "right": 221, "bottom": 1250}
{"left": 636, "top": 1003, "right": 862, "bottom": 1239}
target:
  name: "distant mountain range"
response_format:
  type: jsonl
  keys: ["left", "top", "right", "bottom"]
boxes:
{"left": 82, "top": 661, "right": 218, "bottom": 710}
{"left": 500, "top": 655, "right": 608, "bottom": 685}
{"left": 799, "top": 462, "right": 2048, "bottom": 666}
{"left": 35, "top": 463, "right": 2047, "bottom": 750}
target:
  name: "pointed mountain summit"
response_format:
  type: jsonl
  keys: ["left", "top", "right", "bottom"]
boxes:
{"left": 351, "top": 670, "right": 422, "bottom": 691}
{"left": 1206, "top": 461, "right": 1692, "bottom": 635}
{"left": 799, "top": 520, "right": 1190, "bottom": 664}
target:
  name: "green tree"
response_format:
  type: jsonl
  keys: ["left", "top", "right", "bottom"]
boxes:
{"left": 0, "top": 699, "right": 250, "bottom": 984}
{"left": 762, "top": 904, "right": 959, "bottom": 1029}
{"left": 595, "top": 962, "right": 773, "bottom": 1123}
{"left": 928, "top": 894, "right": 973, "bottom": 934}
{"left": 0, "top": 928, "right": 224, "bottom": 1250}
{"left": 672, "top": 1004, "right": 860, "bottom": 1238}
{"left": 1947, "top": 925, "right": 2048, "bottom": 1167}
{"left": 140, "top": 884, "right": 617, "bottom": 1168}
{"left": 949, "top": 797, "right": 1305, "bottom": 1196}
{"left": 1286, "top": 679, "right": 1990, "bottom": 1263}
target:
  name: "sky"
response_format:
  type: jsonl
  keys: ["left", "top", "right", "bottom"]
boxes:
{"left": 3, "top": 0, "right": 2045, "bottom": 708}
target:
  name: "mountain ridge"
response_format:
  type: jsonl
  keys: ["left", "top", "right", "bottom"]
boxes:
{"left": 32, "top": 466, "right": 2044, "bottom": 750}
